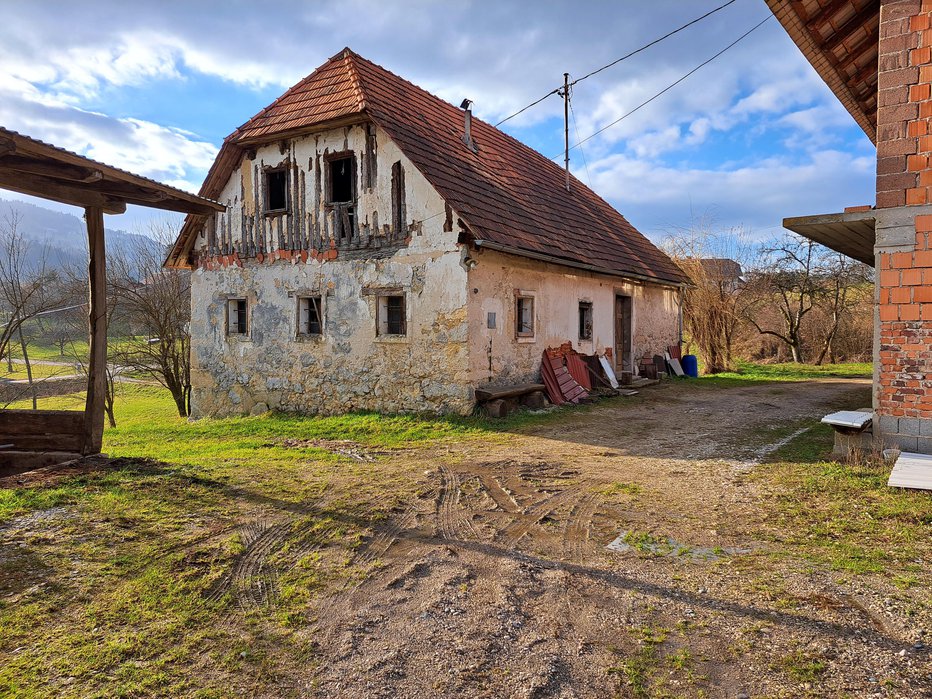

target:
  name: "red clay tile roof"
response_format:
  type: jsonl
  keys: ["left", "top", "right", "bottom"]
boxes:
{"left": 169, "top": 49, "right": 684, "bottom": 284}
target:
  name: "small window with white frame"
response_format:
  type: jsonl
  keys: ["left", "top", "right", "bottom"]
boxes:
{"left": 227, "top": 298, "right": 248, "bottom": 336}
{"left": 377, "top": 294, "right": 406, "bottom": 336}
{"left": 297, "top": 296, "right": 323, "bottom": 336}
{"left": 516, "top": 295, "right": 535, "bottom": 338}
{"left": 578, "top": 301, "right": 593, "bottom": 341}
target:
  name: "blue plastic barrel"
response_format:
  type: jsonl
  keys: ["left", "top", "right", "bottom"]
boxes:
{"left": 681, "top": 354, "right": 699, "bottom": 378}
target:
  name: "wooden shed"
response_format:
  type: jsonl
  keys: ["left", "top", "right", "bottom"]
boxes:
{"left": 0, "top": 127, "right": 223, "bottom": 470}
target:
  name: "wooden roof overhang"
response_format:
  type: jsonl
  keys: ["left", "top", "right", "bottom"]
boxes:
{"left": 0, "top": 127, "right": 224, "bottom": 469}
{"left": 0, "top": 127, "right": 225, "bottom": 216}
{"left": 766, "top": 0, "right": 880, "bottom": 143}
{"left": 782, "top": 208, "right": 876, "bottom": 264}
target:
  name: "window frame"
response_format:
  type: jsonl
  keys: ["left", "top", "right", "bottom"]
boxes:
{"left": 226, "top": 298, "right": 249, "bottom": 337}
{"left": 377, "top": 294, "right": 407, "bottom": 337}
{"left": 296, "top": 295, "right": 324, "bottom": 338}
{"left": 325, "top": 151, "right": 357, "bottom": 205}
{"left": 578, "top": 301, "right": 593, "bottom": 341}
{"left": 515, "top": 294, "right": 535, "bottom": 339}
{"left": 263, "top": 167, "right": 289, "bottom": 214}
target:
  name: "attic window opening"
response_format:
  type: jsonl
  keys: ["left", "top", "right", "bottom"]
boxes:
{"left": 265, "top": 169, "right": 288, "bottom": 213}
{"left": 327, "top": 155, "right": 355, "bottom": 204}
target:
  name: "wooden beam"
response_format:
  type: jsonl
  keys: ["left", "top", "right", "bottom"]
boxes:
{"left": 0, "top": 170, "right": 125, "bottom": 214}
{"left": 836, "top": 27, "right": 878, "bottom": 73}
{"left": 806, "top": 0, "right": 854, "bottom": 33}
{"left": 0, "top": 138, "right": 15, "bottom": 158}
{"left": 820, "top": 4, "right": 881, "bottom": 53}
{"left": 0, "top": 156, "right": 103, "bottom": 183}
{"left": 82, "top": 206, "right": 107, "bottom": 456}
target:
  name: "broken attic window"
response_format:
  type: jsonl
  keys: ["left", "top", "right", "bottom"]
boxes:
{"left": 328, "top": 155, "right": 355, "bottom": 204}
{"left": 516, "top": 296, "right": 534, "bottom": 337}
{"left": 391, "top": 160, "right": 406, "bottom": 235}
{"left": 298, "top": 296, "right": 323, "bottom": 336}
{"left": 265, "top": 169, "right": 288, "bottom": 212}
{"left": 578, "top": 301, "right": 593, "bottom": 340}
{"left": 378, "top": 295, "right": 406, "bottom": 336}
{"left": 227, "top": 298, "right": 248, "bottom": 335}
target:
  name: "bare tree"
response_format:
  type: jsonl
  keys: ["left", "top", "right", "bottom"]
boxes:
{"left": 812, "top": 253, "right": 873, "bottom": 365}
{"left": 743, "top": 235, "right": 820, "bottom": 363}
{"left": 109, "top": 219, "right": 192, "bottom": 417}
{"left": 665, "top": 224, "right": 752, "bottom": 374}
{"left": 0, "top": 209, "right": 67, "bottom": 407}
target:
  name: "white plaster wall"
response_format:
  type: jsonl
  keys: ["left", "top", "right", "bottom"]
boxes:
{"left": 189, "top": 123, "right": 472, "bottom": 416}
{"left": 466, "top": 249, "right": 680, "bottom": 385}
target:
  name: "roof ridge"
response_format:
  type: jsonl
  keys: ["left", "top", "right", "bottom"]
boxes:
{"left": 343, "top": 51, "right": 368, "bottom": 113}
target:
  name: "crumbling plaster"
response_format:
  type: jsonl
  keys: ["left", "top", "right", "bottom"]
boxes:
{"left": 466, "top": 249, "right": 680, "bottom": 385}
{"left": 189, "top": 123, "right": 473, "bottom": 416}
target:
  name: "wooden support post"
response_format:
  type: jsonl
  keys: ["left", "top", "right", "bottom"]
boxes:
{"left": 82, "top": 206, "right": 107, "bottom": 455}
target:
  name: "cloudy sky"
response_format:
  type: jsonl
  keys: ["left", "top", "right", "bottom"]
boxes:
{"left": 0, "top": 0, "right": 875, "bottom": 242}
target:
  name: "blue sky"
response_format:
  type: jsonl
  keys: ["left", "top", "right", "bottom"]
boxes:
{"left": 0, "top": 0, "right": 876, "bottom": 243}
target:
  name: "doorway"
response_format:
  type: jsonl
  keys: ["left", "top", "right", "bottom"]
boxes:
{"left": 614, "top": 294, "right": 632, "bottom": 373}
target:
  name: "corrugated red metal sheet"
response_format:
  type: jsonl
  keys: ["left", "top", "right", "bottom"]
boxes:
{"left": 565, "top": 353, "right": 591, "bottom": 391}
{"left": 171, "top": 48, "right": 685, "bottom": 284}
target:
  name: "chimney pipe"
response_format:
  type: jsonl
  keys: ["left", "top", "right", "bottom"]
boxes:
{"left": 460, "top": 98, "right": 477, "bottom": 152}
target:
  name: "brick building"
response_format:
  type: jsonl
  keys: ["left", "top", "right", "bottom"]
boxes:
{"left": 770, "top": 0, "right": 932, "bottom": 452}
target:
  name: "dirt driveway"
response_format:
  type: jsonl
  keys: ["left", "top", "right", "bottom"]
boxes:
{"left": 288, "top": 377, "right": 928, "bottom": 698}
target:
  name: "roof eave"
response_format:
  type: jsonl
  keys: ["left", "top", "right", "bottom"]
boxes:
{"left": 473, "top": 239, "right": 686, "bottom": 288}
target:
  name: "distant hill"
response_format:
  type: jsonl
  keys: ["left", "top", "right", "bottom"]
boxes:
{"left": 0, "top": 198, "right": 164, "bottom": 268}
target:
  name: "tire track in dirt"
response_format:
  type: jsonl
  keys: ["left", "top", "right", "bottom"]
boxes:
{"left": 436, "top": 465, "right": 481, "bottom": 542}
{"left": 498, "top": 484, "right": 587, "bottom": 549}
{"left": 562, "top": 492, "right": 600, "bottom": 564}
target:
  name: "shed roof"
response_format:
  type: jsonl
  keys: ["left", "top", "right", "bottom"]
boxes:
{"left": 167, "top": 49, "right": 684, "bottom": 285}
{"left": 782, "top": 208, "right": 875, "bottom": 264}
{"left": 765, "top": 0, "right": 879, "bottom": 142}
{"left": 0, "top": 127, "right": 225, "bottom": 216}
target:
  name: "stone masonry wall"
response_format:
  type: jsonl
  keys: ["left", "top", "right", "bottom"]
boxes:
{"left": 188, "top": 124, "right": 473, "bottom": 417}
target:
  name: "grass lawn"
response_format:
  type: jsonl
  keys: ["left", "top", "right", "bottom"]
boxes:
{"left": 0, "top": 365, "right": 928, "bottom": 697}
{"left": 695, "top": 360, "right": 872, "bottom": 387}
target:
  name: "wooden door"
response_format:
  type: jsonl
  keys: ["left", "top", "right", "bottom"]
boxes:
{"left": 614, "top": 295, "right": 632, "bottom": 372}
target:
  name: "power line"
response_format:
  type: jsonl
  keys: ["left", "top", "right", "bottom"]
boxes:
{"left": 494, "top": 0, "right": 739, "bottom": 127}
{"left": 569, "top": 94, "right": 592, "bottom": 187}
{"left": 555, "top": 15, "right": 772, "bottom": 158}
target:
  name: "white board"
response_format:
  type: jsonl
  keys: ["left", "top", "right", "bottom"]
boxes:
{"left": 599, "top": 355, "right": 619, "bottom": 389}
{"left": 888, "top": 451, "right": 932, "bottom": 491}
{"left": 664, "top": 352, "right": 685, "bottom": 377}
{"left": 820, "top": 410, "right": 872, "bottom": 430}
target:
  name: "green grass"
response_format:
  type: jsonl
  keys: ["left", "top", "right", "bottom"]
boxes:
{"left": 695, "top": 360, "right": 871, "bottom": 388}
{"left": 0, "top": 362, "right": 81, "bottom": 381}
{"left": 753, "top": 425, "right": 932, "bottom": 574}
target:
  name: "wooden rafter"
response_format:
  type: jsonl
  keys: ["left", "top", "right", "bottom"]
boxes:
{"left": 820, "top": 3, "right": 881, "bottom": 53}
{"left": 806, "top": 0, "right": 856, "bottom": 33}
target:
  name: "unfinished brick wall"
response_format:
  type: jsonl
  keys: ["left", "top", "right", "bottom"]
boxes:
{"left": 876, "top": 1, "right": 932, "bottom": 445}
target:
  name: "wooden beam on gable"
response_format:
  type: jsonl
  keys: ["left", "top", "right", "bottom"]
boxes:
{"left": 0, "top": 171, "right": 126, "bottom": 214}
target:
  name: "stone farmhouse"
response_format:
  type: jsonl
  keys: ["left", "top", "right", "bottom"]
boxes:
{"left": 769, "top": 0, "right": 932, "bottom": 454}
{"left": 166, "top": 48, "right": 685, "bottom": 416}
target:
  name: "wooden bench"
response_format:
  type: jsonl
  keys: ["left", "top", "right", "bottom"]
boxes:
{"left": 475, "top": 383, "right": 548, "bottom": 418}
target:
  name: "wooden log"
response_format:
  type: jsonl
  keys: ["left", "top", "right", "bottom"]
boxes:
{"left": 474, "top": 383, "right": 547, "bottom": 402}
{"left": 82, "top": 206, "right": 107, "bottom": 455}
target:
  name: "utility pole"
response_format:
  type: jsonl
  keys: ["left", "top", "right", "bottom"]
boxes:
{"left": 563, "top": 72, "right": 570, "bottom": 192}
